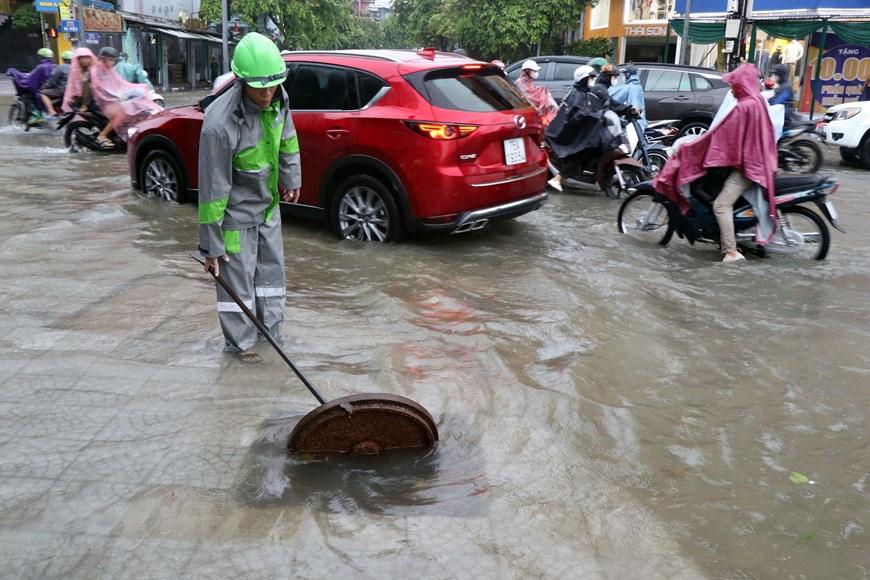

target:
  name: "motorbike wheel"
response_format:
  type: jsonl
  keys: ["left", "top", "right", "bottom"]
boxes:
{"left": 331, "top": 174, "right": 402, "bottom": 243}
{"left": 8, "top": 102, "right": 27, "bottom": 129}
{"left": 617, "top": 191, "right": 674, "bottom": 246}
{"left": 647, "top": 150, "right": 668, "bottom": 175}
{"left": 141, "top": 150, "right": 187, "bottom": 203}
{"left": 782, "top": 139, "right": 822, "bottom": 174}
{"left": 64, "top": 120, "right": 96, "bottom": 152}
{"left": 603, "top": 166, "right": 645, "bottom": 200}
{"left": 768, "top": 206, "right": 830, "bottom": 261}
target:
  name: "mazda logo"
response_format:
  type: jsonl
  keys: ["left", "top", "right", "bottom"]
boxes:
{"left": 514, "top": 115, "right": 526, "bottom": 129}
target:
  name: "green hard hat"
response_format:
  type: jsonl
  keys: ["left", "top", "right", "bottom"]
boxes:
{"left": 61, "top": 50, "right": 74, "bottom": 62}
{"left": 588, "top": 57, "right": 608, "bottom": 72}
{"left": 231, "top": 32, "right": 287, "bottom": 88}
{"left": 37, "top": 47, "right": 54, "bottom": 59}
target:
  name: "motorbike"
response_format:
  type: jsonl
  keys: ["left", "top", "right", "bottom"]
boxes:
{"left": 617, "top": 168, "right": 843, "bottom": 261}
{"left": 547, "top": 108, "right": 649, "bottom": 199}
{"left": 57, "top": 107, "right": 127, "bottom": 153}
{"left": 626, "top": 114, "right": 670, "bottom": 177}
{"left": 644, "top": 119, "right": 679, "bottom": 147}
{"left": 57, "top": 90, "right": 163, "bottom": 153}
{"left": 778, "top": 120, "right": 823, "bottom": 174}
{"left": 7, "top": 81, "right": 61, "bottom": 131}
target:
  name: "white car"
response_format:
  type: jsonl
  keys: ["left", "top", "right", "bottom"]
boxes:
{"left": 821, "top": 100, "right": 870, "bottom": 169}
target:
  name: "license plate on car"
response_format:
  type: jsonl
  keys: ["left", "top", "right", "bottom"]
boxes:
{"left": 825, "top": 200, "right": 838, "bottom": 220}
{"left": 503, "top": 138, "right": 526, "bottom": 166}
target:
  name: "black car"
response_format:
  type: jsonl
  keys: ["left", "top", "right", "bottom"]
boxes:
{"left": 505, "top": 55, "right": 591, "bottom": 102}
{"left": 619, "top": 62, "right": 731, "bottom": 138}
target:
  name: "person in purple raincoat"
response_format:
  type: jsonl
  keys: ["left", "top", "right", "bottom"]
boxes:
{"left": 6, "top": 48, "right": 56, "bottom": 120}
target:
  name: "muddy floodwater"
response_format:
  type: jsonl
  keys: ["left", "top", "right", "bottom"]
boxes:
{"left": 1, "top": 87, "right": 868, "bottom": 578}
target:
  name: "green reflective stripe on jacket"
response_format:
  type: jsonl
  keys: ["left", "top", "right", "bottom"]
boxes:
{"left": 261, "top": 102, "right": 283, "bottom": 222}
{"left": 199, "top": 196, "right": 229, "bottom": 224}
{"left": 233, "top": 144, "right": 269, "bottom": 172}
{"left": 279, "top": 135, "right": 299, "bottom": 154}
{"left": 223, "top": 229, "right": 240, "bottom": 254}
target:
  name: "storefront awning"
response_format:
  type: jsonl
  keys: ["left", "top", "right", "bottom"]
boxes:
{"left": 185, "top": 32, "right": 225, "bottom": 44}
{"left": 147, "top": 26, "right": 201, "bottom": 40}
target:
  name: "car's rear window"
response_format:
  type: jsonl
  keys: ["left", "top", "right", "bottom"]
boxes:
{"left": 405, "top": 67, "right": 529, "bottom": 112}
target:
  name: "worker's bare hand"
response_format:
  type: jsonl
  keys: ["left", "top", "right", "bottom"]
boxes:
{"left": 279, "top": 186, "right": 301, "bottom": 204}
{"left": 205, "top": 254, "right": 229, "bottom": 277}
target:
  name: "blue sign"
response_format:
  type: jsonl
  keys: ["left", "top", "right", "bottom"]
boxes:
{"left": 35, "top": 0, "right": 61, "bottom": 13}
{"left": 676, "top": 0, "right": 870, "bottom": 13}
{"left": 60, "top": 19, "right": 80, "bottom": 33}
{"left": 85, "top": 32, "right": 100, "bottom": 45}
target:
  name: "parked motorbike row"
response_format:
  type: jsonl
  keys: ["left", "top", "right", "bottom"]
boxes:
{"left": 7, "top": 79, "right": 163, "bottom": 154}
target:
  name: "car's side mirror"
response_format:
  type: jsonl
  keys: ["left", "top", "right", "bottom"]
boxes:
{"left": 199, "top": 94, "right": 216, "bottom": 112}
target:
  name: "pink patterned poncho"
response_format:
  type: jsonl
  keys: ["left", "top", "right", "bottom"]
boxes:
{"left": 62, "top": 47, "right": 162, "bottom": 140}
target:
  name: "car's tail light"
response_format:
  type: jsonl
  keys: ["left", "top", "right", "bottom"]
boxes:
{"left": 461, "top": 64, "right": 483, "bottom": 70}
{"left": 405, "top": 121, "right": 478, "bottom": 140}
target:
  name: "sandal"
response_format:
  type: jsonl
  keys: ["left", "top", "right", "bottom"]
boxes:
{"left": 96, "top": 137, "right": 115, "bottom": 149}
{"left": 237, "top": 349, "right": 262, "bottom": 364}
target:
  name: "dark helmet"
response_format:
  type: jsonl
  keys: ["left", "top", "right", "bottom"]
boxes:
{"left": 98, "top": 46, "right": 119, "bottom": 60}
{"left": 452, "top": 48, "right": 468, "bottom": 57}
{"left": 622, "top": 64, "right": 638, "bottom": 76}
{"left": 771, "top": 63, "right": 789, "bottom": 78}
{"left": 119, "top": 51, "right": 129, "bottom": 60}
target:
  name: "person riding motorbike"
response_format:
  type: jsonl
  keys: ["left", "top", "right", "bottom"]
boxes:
{"left": 6, "top": 48, "right": 56, "bottom": 124}
{"left": 609, "top": 64, "right": 647, "bottom": 132}
{"left": 545, "top": 65, "right": 633, "bottom": 192}
{"left": 115, "top": 52, "right": 154, "bottom": 90}
{"left": 515, "top": 59, "right": 557, "bottom": 125}
{"left": 653, "top": 63, "right": 778, "bottom": 263}
{"left": 40, "top": 50, "right": 73, "bottom": 119}
{"left": 63, "top": 46, "right": 161, "bottom": 149}
{"left": 588, "top": 57, "right": 608, "bottom": 75}
{"left": 768, "top": 63, "right": 798, "bottom": 127}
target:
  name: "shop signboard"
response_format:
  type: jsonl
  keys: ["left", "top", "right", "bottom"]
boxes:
{"left": 36, "top": 0, "right": 61, "bottom": 13}
{"left": 85, "top": 32, "right": 100, "bottom": 44}
{"left": 60, "top": 19, "right": 80, "bottom": 33}
{"left": 800, "top": 31, "right": 870, "bottom": 112}
{"left": 675, "top": 0, "right": 868, "bottom": 11}
{"left": 82, "top": 7, "right": 124, "bottom": 32}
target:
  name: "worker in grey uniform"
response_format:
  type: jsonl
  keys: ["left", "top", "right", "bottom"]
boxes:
{"left": 197, "top": 32, "right": 301, "bottom": 363}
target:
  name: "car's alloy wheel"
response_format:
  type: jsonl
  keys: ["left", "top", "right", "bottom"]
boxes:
{"left": 141, "top": 150, "right": 186, "bottom": 203}
{"left": 331, "top": 175, "right": 401, "bottom": 243}
{"left": 676, "top": 122, "right": 709, "bottom": 139}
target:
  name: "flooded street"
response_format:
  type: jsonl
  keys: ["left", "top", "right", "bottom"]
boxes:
{"left": 1, "top": 87, "right": 868, "bottom": 578}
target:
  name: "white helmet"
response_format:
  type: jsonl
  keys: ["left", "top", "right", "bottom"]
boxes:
{"left": 573, "top": 65, "right": 596, "bottom": 84}
{"left": 521, "top": 59, "right": 541, "bottom": 72}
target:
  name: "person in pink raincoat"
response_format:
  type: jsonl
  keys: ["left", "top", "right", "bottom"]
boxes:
{"left": 652, "top": 63, "right": 778, "bottom": 263}
{"left": 63, "top": 46, "right": 161, "bottom": 148}
{"left": 515, "top": 60, "right": 557, "bottom": 126}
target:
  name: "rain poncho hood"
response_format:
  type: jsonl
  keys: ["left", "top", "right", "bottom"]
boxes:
{"left": 545, "top": 81, "right": 609, "bottom": 160}
{"left": 609, "top": 70, "right": 647, "bottom": 130}
{"left": 6, "top": 58, "right": 56, "bottom": 93}
{"left": 63, "top": 47, "right": 162, "bottom": 139}
{"left": 515, "top": 72, "right": 557, "bottom": 125}
{"left": 653, "top": 64, "right": 777, "bottom": 213}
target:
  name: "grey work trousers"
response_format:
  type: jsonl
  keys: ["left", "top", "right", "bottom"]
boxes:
{"left": 713, "top": 171, "right": 753, "bottom": 254}
{"left": 216, "top": 213, "right": 286, "bottom": 351}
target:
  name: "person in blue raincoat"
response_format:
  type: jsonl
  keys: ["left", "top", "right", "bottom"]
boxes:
{"left": 115, "top": 52, "right": 154, "bottom": 90}
{"left": 609, "top": 64, "right": 647, "bottom": 131}
{"left": 6, "top": 48, "right": 56, "bottom": 122}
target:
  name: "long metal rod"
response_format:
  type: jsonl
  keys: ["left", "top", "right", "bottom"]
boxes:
{"left": 190, "top": 252, "right": 327, "bottom": 405}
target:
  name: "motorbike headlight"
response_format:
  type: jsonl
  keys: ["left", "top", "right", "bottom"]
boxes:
{"left": 127, "top": 127, "right": 138, "bottom": 139}
{"left": 833, "top": 108, "right": 861, "bottom": 121}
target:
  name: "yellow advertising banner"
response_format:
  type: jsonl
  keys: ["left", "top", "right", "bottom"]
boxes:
{"left": 82, "top": 7, "right": 124, "bottom": 32}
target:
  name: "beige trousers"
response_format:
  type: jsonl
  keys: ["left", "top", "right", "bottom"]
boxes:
{"left": 712, "top": 171, "right": 753, "bottom": 254}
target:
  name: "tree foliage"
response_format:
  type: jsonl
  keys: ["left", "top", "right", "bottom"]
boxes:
{"left": 198, "top": 0, "right": 352, "bottom": 49}
{"left": 564, "top": 37, "right": 615, "bottom": 59}
{"left": 393, "top": 0, "right": 595, "bottom": 62}
{"left": 11, "top": 2, "right": 41, "bottom": 30}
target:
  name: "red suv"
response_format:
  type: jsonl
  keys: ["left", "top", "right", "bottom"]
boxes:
{"left": 127, "top": 49, "right": 549, "bottom": 242}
